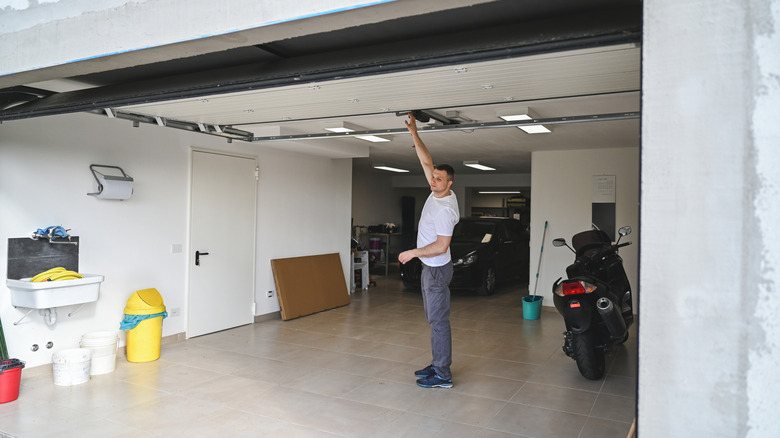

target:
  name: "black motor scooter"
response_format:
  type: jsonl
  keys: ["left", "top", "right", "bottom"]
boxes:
{"left": 551, "top": 226, "right": 634, "bottom": 380}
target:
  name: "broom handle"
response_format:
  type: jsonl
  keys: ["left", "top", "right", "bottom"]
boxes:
{"left": 531, "top": 220, "right": 548, "bottom": 297}
{"left": 0, "top": 317, "right": 9, "bottom": 360}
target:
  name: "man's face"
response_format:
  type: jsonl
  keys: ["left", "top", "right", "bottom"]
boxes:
{"left": 430, "top": 169, "right": 453, "bottom": 196}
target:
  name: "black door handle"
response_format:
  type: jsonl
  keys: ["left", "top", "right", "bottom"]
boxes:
{"left": 195, "top": 250, "right": 210, "bottom": 266}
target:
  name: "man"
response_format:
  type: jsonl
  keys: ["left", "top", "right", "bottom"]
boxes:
{"left": 398, "top": 112, "right": 459, "bottom": 389}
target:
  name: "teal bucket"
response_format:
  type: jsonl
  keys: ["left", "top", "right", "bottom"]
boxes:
{"left": 522, "top": 295, "right": 544, "bottom": 320}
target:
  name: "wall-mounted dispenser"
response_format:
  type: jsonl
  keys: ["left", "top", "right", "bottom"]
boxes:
{"left": 87, "top": 164, "right": 133, "bottom": 200}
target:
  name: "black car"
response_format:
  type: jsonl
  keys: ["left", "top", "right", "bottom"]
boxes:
{"left": 400, "top": 217, "right": 530, "bottom": 295}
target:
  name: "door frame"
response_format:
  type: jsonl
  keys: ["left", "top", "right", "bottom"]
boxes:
{"left": 186, "top": 147, "right": 258, "bottom": 338}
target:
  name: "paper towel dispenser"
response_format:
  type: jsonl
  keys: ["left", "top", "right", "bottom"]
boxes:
{"left": 87, "top": 164, "right": 134, "bottom": 200}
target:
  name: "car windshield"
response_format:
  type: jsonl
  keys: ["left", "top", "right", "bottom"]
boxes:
{"left": 452, "top": 220, "right": 497, "bottom": 243}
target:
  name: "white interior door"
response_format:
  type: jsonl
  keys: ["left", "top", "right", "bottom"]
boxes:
{"left": 189, "top": 150, "right": 257, "bottom": 337}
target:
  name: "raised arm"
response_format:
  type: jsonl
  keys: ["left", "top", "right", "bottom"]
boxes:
{"left": 405, "top": 112, "right": 434, "bottom": 183}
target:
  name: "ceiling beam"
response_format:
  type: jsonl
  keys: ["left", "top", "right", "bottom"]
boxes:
{"left": 248, "top": 112, "right": 640, "bottom": 142}
{"left": 86, "top": 109, "right": 639, "bottom": 144}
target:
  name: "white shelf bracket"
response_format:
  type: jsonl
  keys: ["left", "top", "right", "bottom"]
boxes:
{"left": 68, "top": 303, "right": 88, "bottom": 317}
{"left": 13, "top": 308, "right": 35, "bottom": 325}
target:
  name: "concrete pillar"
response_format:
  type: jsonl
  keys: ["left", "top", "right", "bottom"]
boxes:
{"left": 640, "top": 1, "right": 780, "bottom": 436}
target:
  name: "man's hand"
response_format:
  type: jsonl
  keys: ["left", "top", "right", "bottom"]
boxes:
{"left": 398, "top": 235, "right": 452, "bottom": 264}
{"left": 398, "top": 249, "right": 416, "bottom": 265}
{"left": 404, "top": 112, "right": 418, "bottom": 135}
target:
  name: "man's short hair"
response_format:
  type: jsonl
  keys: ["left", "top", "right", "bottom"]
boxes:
{"left": 434, "top": 164, "right": 455, "bottom": 181}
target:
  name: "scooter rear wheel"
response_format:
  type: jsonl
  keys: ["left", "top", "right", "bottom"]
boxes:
{"left": 572, "top": 330, "right": 605, "bottom": 380}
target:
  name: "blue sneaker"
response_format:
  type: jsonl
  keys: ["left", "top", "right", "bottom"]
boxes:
{"left": 414, "top": 365, "right": 436, "bottom": 378}
{"left": 417, "top": 374, "right": 453, "bottom": 388}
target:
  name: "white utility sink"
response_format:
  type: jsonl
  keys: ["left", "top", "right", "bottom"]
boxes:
{"left": 6, "top": 274, "right": 104, "bottom": 309}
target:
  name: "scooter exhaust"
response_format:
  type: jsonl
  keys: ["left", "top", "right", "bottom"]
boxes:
{"left": 596, "top": 297, "right": 627, "bottom": 341}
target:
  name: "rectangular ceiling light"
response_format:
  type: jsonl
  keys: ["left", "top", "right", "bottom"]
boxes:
{"left": 498, "top": 107, "right": 551, "bottom": 134}
{"left": 355, "top": 135, "right": 390, "bottom": 142}
{"left": 518, "top": 124, "right": 551, "bottom": 134}
{"left": 463, "top": 161, "right": 496, "bottom": 171}
{"left": 478, "top": 191, "right": 522, "bottom": 194}
{"left": 324, "top": 121, "right": 360, "bottom": 133}
{"left": 373, "top": 165, "right": 409, "bottom": 173}
{"left": 325, "top": 122, "right": 389, "bottom": 142}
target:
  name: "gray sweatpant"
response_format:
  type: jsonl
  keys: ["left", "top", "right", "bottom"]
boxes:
{"left": 421, "top": 262, "right": 453, "bottom": 380}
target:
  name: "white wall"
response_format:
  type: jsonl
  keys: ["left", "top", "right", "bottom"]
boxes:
{"left": 529, "top": 147, "right": 639, "bottom": 304}
{"left": 0, "top": 112, "right": 352, "bottom": 368}
{"left": 351, "top": 166, "right": 398, "bottom": 227}
{"left": 255, "top": 149, "right": 352, "bottom": 315}
{"left": 640, "top": 1, "right": 780, "bottom": 435}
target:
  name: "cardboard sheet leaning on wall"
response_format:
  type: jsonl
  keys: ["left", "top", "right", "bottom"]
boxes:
{"left": 271, "top": 253, "right": 350, "bottom": 321}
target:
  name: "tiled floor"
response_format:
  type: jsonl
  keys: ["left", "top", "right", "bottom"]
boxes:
{"left": 1, "top": 272, "right": 636, "bottom": 438}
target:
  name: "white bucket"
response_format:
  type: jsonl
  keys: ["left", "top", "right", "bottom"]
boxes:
{"left": 80, "top": 331, "right": 119, "bottom": 375}
{"left": 52, "top": 348, "right": 92, "bottom": 386}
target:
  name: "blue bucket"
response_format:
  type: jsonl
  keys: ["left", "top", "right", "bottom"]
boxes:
{"left": 522, "top": 295, "right": 543, "bottom": 320}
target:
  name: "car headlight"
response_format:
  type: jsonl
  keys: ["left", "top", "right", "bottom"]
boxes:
{"left": 454, "top": 252, "right": 478, "bottom": 266}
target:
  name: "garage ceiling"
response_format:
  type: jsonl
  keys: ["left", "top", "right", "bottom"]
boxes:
{"left": 0, "top": 0, "right": 642, "bottom": 176}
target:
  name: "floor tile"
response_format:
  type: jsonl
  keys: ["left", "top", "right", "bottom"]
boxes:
{"left": 342, "top": 378, "right": 419, "bottom": 411}
{"left": 601, "top": 374, "right": 637, "bottom": 398}
{"left": 488, "top": 403, "right": 588, "bottom": 438}
{"left": 365, "top": 412, "right": 450, "bottom": 437}
{"left": 359, "top": 341, "right": 428, "bottom": 363}
{"left": 283, "top": 368, "right": 368, "bottom": 397}
{"left": 176, "top": 408, "right": 288, "bottom": 438}
{"left": 231, "top": 355, "right": 318, "bottom": 383}
{"left": 579, "top": 417, "right": 634, "bottom": 438}
{"left": 407, "top": 390, "right": 509, "bottom": 427}
{"left": 589, "top": 393, "right": 636, "bottom": 423}
{"left": 450, "top": 372, "right": 525, "bottom": 401}
{"left": 4, "top": 272, "right": 636, "bottom": 438}
{"left": 459, "top": 355, "right": 539, "bottom": 381}
{"left": 122, "top": 362, "right": 223, "bottom": 393}
{"left": 510, "top": 382, "right": 597, "bottom": 415}
{"left": 275, "top": 395, "right": 400, "bottom": 437}
{"left": 103, "top": 394, "right": 227, "bottom": 434}
{"left": 177, "top": 373, "right": 276, "bottom": 403}
{"left": 525, "top": 359, "right": 606, "bottom": 392}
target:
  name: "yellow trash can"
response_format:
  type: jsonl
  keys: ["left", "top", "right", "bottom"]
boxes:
{"left": 122, "top": 288, "right": 167, "bottom": 363}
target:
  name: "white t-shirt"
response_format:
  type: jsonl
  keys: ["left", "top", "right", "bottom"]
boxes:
{"left": 417, "top": 190, "right": 460, "bottom": 267}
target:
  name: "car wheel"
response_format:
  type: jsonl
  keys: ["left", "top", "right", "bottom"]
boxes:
{"left": 477, "top": 266, "right": 496, "bottom": 296}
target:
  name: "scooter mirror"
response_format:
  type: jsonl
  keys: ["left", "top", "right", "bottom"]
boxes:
{"left": 552, "top": 238, "right": 567, "bottom": 247}
{"left": 618, "top": 226, "right": 632, "bottom": 237}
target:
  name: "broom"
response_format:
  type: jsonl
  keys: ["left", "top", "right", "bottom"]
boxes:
{"left": 531, "top": 220, "right": 548, "bottom": 298}
{"left": 0, "top": 316, "right": 9, "bottom": 360}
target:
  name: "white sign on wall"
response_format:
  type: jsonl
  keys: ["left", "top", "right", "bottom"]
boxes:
{"left": 592, "top": 175, "right": 616, "bottom": 203}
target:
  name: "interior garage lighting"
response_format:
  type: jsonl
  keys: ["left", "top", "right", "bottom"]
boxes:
{"left": 373, "top": 165, "right": 409, "bottom": 173}
{"left": 355, "top": 135, "right": 390, "bottom": 142}
{"left": 463, "top": 161, "right": 496, "bottom": 171}
{"left": 325, "top": 122, "right": 390, "bottom": 142}
{"left": 498, "top": 107, "right": 551, "bottom": 134}
{"left": 324, "top": 121, "right": 360, "bottom": 133}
